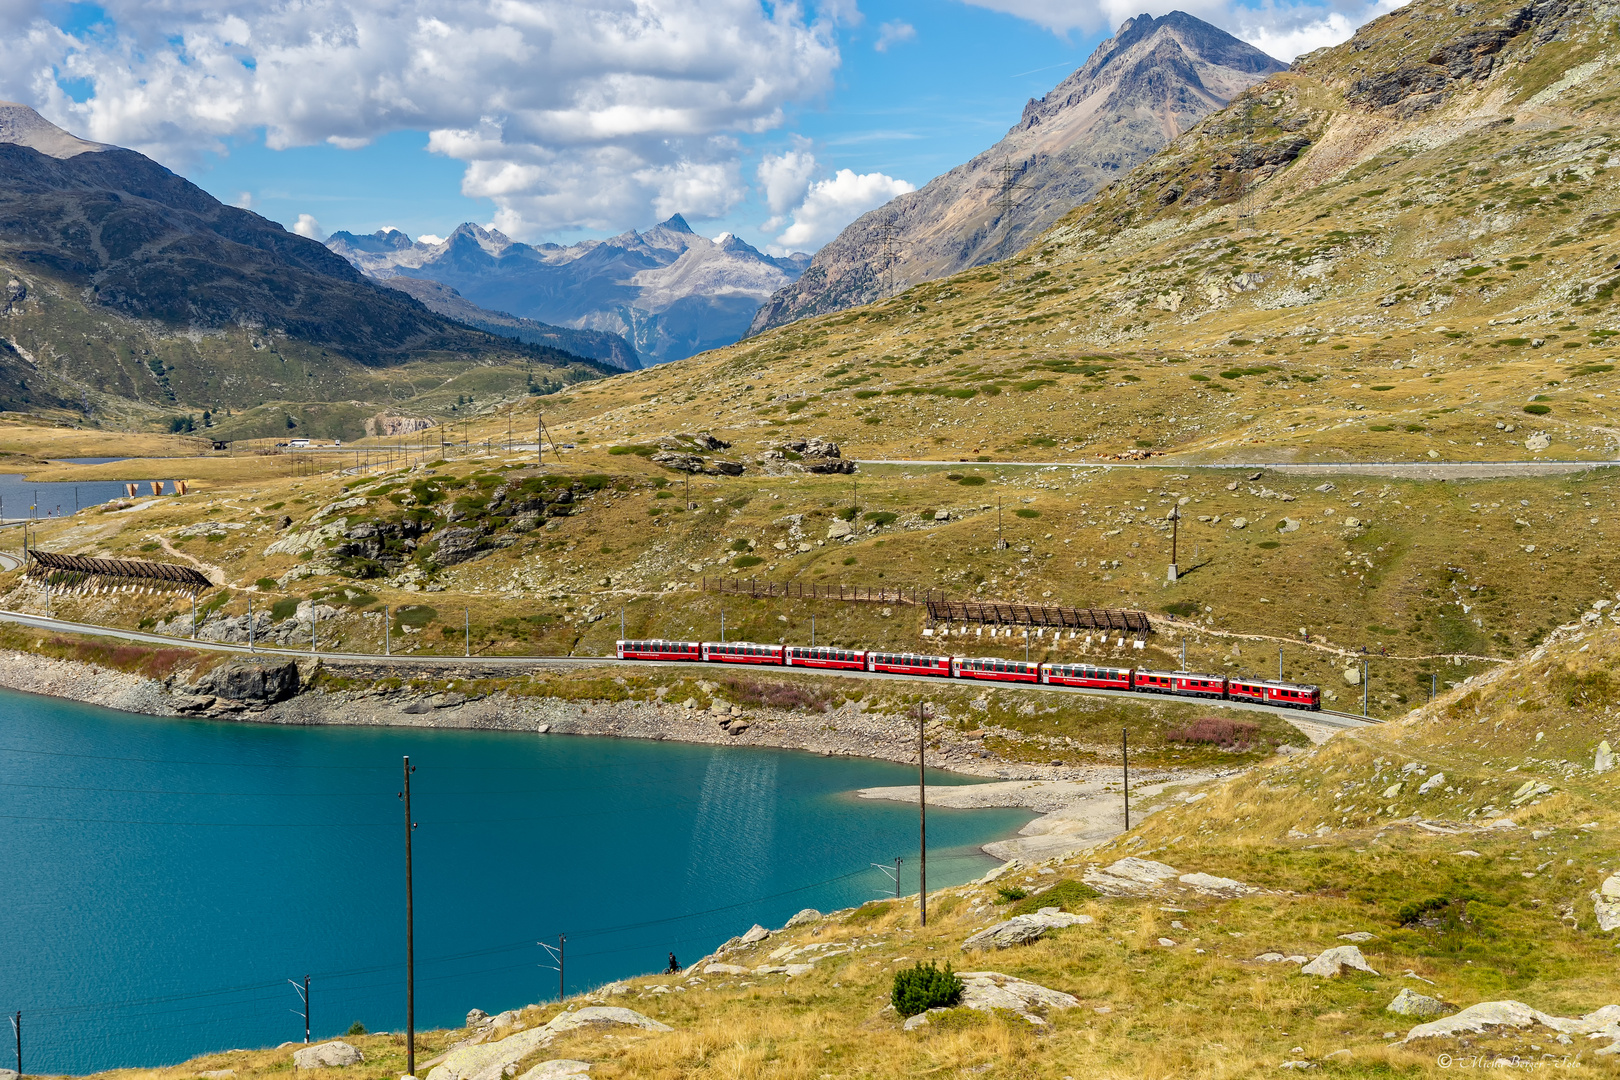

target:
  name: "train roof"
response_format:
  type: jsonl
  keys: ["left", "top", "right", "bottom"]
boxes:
{"left": 1230, "top": 675, "right": 1320, "bottom": 692}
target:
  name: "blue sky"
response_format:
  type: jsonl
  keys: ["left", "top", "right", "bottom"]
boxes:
{"left": 184, "top": 2, "right": 1104, "bottom": 251}
{"left": 7, "top": 0, "right": 1385, "bottom": 254}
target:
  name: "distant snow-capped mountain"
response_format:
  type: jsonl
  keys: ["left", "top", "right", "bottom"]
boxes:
{"left": 328, "top": 216, "right": 811, "bottom": 364}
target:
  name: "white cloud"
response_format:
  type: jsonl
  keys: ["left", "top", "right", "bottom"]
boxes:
{"left": 233, "top": 191, "right": 255, "bottom": 209}
{"left": 757, "top": 139, "right": 819, "bottom": 225}
{"left": 874, "top": 20, "right": 916, "bottom": 52}
{"left": 774, "top": 168, "right": 913, "bottom": 250}
{"left": 953, "top": 0, "right": 1408, "bottom": 60}
{"left": 416, "top": 233, "right": 445, "bottom": 245}
{"left": 0, "top": 0, "right": 845, "bottom": 237}
{"left": 292, "top": 213, "right": 326, "bottom": 240}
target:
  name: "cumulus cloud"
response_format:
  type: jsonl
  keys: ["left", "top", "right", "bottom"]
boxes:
{"left": 0, "top": 0, "right": 845, "bottom": 237}
{"left": 774, "top": 168, "right": 914, "bottom": 250}
{"left": 757, "top": 139, "right": 819, "bottom": 226}
{"left": 956, "top": 0, "right": 1408, "bottom": 60}
{"left": 292, "top": 214, "right": 326, "bottom": 240}
{"left": 874, "top": 20, "right": 917, "bottom": 52}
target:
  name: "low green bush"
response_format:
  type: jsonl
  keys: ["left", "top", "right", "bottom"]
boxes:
{"left": 995, "top": 885, "right": 1028, "bottom": 903}
{"left": 1011, "top": 879, "right": 1100, "bottom": 916}
{"left": 891, "top": 961, "right": 964, "bottom": 1017}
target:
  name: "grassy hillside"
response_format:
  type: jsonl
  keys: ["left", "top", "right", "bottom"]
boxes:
{"left": 81, "top": 585, "right": 1620, "bottom": 1078}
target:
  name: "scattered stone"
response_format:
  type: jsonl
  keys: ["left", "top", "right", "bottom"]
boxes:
{"left": 783, "top": 908, "right": 822, "bottom": 928}
{"left": 1596, "top": 740, "right": 1615, "bottom": 775}
{"left": 962, "top": 908, "right": 1094, "bottom": 950}
{"left": 1343, "top": 516, "right": 1363, "bottom": 528}
{"left": 1418, "top": 773, "right": 1446, "bottom": 795}
{"left": 1382, "top": 783, "right": 1402, "bottom": 799}
{"left": 1157, "top": 937, "right": 1178, "bottom": 947}
{"left": 1525, "top": 432, "right": 1552, "bottom": 452}
{"left": 1230, "top": 517, "right": 1248, "bottom": 530}
{"left": 466, "top": 1009, "right": 490, "bottom": 1027}
{"left": 1300, "top": 946, "right": 1378, "bottom": 977}
{"left": 1277, "top": 517, "right": 1301, "bottom": 533}
{"left": 1255, "top": 953, "right": 1309, "bottom": 964}
{"left": 544, "top": 1007, "right": 672, "bottom": 1034}
{"left": 739, "top": 924, "right": 771, "bottom": 945}
{"left": 950, "top": 971, "right": 1080, "bottom": 1025}
{"left": 934, "top": 510, "right": 950, "bottom": 521}
{"left": 1386, "top": 988, "right": 1451, "bottom": 1018}
{"left": 1178, "top": 872, "right": 1254, "bottom": 897}
{"left": 827, "top": 520, "right": 854, "bottom": 540}
{"left": 703, "top": 963, "right": 750, "bottom": 976}
{"left": 1338, "top": 932, "right": 1377, "bottom": 943}
{"left": 1342, "top": 667, "right": 1362, "bottom": 687}
{"left": 293, "top": 1042, "right": 364, "bottom": 1069}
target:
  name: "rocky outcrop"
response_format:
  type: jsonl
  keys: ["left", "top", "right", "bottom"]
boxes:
{"left": 197, "top": 660, "right": 301, "bottom": 705}
{"left": 962, "top": 907, "right": 1093, "bottom": 950}
{"left": 1387, "top": 988, "right": 1451, "bottom": 1018}
{"left": 903, "top": 971, "right": 1080, "bottom": 1029}
{"left": 749, "top": 12, "right": 1283, "bottom": 333}
{"left": 1300, "top": 945, "right": 1378, "bottom": 977}
{"left": 762, "top": 437, "right": 853, "bottom": 474}
{"left": 1400, "top": 999, "right": 1620, "bottom": 1052}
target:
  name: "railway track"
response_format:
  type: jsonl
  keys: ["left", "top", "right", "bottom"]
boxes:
{"left": 0, "top": 609, "right": 1378, "bottom": 730}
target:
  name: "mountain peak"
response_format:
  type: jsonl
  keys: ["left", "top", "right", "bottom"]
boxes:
{"left": 655, "top": 213, "right": 694, "bottom": 234}
{"left": 0, "top": 102, "right": 109, "bottom": 160}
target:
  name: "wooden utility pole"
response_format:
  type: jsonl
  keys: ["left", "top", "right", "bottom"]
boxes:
{"left": 400, "top": 758, "right": 417, "bottom": 1078}
{"left": 917, "top": 700, "right": 928, "bottom": 927}
{"left": 1122, "top": 729, "right": 1130, "bottom": 830}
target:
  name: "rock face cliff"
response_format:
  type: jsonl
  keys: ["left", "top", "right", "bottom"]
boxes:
{"left": 330, "top": 218, "right": 811, "bottom": 365}
{"left": 748, "top": 11, "right": 1284, "bottom": 334}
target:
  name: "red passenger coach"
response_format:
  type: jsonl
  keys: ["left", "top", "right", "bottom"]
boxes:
{"left": 952, "top": 656, "right": 1041, "bottom": 683}
{"left": 617, "top": 639, "right": 701, "bottom": 661}
{"left": 1134, "top": 670, "right": 1227, "bottom": 698}
{"left": 1263, "top": 680, "right": 1321, "bottom": 710}
{"left": 1227, "top": 677, "right": 1266, "bottom": 703}
{"left": 701, "top": 641, "right": 784, "bottom": 665}
{"left": 1042, "top": 663, "right": 1133, "bottom": 690}
{"left": 867, "top": 652, "right": 952, "bottom": 677}
{"left": 784, "top": 645, "right": 867, "bottom": 671}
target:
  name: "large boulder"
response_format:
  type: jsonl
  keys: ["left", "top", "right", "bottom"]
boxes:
{"left": 1387, "top": 988, "right": 1451, "bottom": 1018}
{"left": 199, "top": 659, "right": 300, "bottom": 704}
{"left": 1300, "top": 945, "right": 1378, "bottom": 977}
{"left": 292, "top": 1041, "right": 363, "bottom": 1068}
{"left": 962, "top": 908, "right": 1093, "bottom": 950}
{"left": 904, "top": 971, "right": 1080, "bottom": 1029}
{"left": 425, "top": 1028, "right": 552, "bottom": 1080}
{"left": 1083, "top": 858, "right": 1181, "bottom": 896}
{"left": 431, "top": 527, "right": 490, "bottom": 566}
{"left": 1400, "top": 1000, "right": 1620, "bottom": 1050}
{"left": 1593, "top": 874, "right": 1620, "bottom": 931}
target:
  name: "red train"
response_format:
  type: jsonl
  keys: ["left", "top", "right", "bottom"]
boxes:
{"left": 615, "top": 638, "right": 1320, "bottom": 710}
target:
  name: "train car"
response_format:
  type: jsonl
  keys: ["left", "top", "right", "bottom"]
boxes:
{"left": 867, "top": 651, "right": 952, "bottom": 677}
{"left": 785, "top": 645, "right": 867, "bottom": 671}
{"left": 616, "top": 639, "right": 702, "bottom": 661}
{"left": 1041, "top": 663, "right": 1133, "bottom": 690}
{"left": 1262, "top": 680, "right": 1321, "bottom": 711}
{"left": 952, "top": 656, "right": 1041, "bottom": 683}
{"left": 1134, "top": 669, "right": 1227, "bottom": 698}
{"left": 700, "top": 641, "right": 784, "bottom": 665}
{"left": 1226, "top": 676, "right": 1267, "bottom": 704}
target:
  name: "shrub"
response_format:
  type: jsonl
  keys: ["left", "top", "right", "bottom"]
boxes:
{"left": 730, "top": 538, "right": 752, "bottom": 551}
{"left": 1397, "top": 896, "right": 1451, "bottom": 926}
{"left": 863, "top": 510, "right": 897, "bottom": 525}
{"left": 891, "top": 961, "right": 964, "bottom": 1017}
{"left": 1011, "top": 879, "right": 1099, "bottom": 915}
{"left": 732, "top": 555, "right": 764, "bottom": 569}
{"left": 1015, "top": 508, "right": 1041, "bottom": 518}
{"left": 1164, "top": 717, "right": 1259, "bottom": 747}
{"left": 843, "top": 900, "right": 893, "bottom": 926}
{"left": 1524, "top": 403, "right": 1551, "bottom": 415}
{"left": 956, "top": 475, "right": 987, "bottom": 487}
{"left": 270, "top": 597, "right": 299, "bottom": 621}
{"left": 995, "top": 885, "right": 1028, "bottom": 903}
{"left": 396, "top": 605, "right": 437, "bottom": 628}
{"left": 347, "top": 1021, "right": 367, "bottom": 1036}
{"left": 256, "top": 578, "right": 277, "bottom": 591}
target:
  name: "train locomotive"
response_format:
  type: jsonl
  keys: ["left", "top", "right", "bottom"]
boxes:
{"left": 616, "top": 638, "right": 1320, "bottom": 710}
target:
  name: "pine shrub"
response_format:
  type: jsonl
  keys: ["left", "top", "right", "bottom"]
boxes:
{"left": 891, "top": 961, "right": 965, "bottom": 1017}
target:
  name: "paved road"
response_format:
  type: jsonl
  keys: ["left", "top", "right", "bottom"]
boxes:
{"left": 0, "top": 608, "right": 1378, "bottom": 731}
{"left": 856, "top": 458, "right": 1617, "bottom": 479}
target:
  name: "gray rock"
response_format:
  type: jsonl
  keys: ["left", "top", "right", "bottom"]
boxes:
{"left": 1083, "top": 857, "right": 1181, "bottom": 896}
{"left": 1592, "top": 874, "right": 1620, "bottom": 932}
{"left": 1230, "top": 517, "right": 1248, "bottom": 530}
{"left": 962, "top": 908, "right": 1093, "bottom": 950}
{"left": 1386, "top": 988, "right": 1450, "bottom": 1018}
{"left": 1300, "top": 945, "right": 1378, "bottom": 977}
{"left": 292, "top": 1041, "right": 364, "bottom": 1068}
{"left": 1596, "top": 740, "right": 1615, "bottom": 775}
{"left": 1400, "top": 999, "right": 1620, "bottom": 1048}
{"left": 703, "top": 962, "right": 750, "bottom": 975}
{"left": 432, "top": 527, "right": 491, "bottom": 566}
{"left": 783, "top": 908, "right": 822, "bottom": 928}
{"left": 1, "top": 1068, "right": 17, "bottom": 1080}
{"left": 826, "top": 520, "right": 854, "bottom": 540}
{"left": 739, "top": 924, "right": 771, "bottom": 944}
{"left": 1337, "top": 932, "right": 1377, "bottom": 943}
{"left": 1178, "top": 872, "right": 1254, "bottom": 897}
{"left": 466, "top": 1008, "right": 490, "bottom": 1027}
{"left": 200, "top": 659, "right": 300, "bottom": 704}
{"left": 957, "top": 970, "right": 1081, "bottom": 1024}
{"left": 426, "top": 1029, "right": 552, "bottom": 1080}
{"left": 933, "top": 510, "right": 950, "bottom": 521}
{"left": 651, "top": 451, "right": 706, "bottom": 473}
{"left": 515, "top": 1063, "right": 590, "bottom": 1080}
{"left": 544, "top": 1007, "right": 672, "bottom": 1034}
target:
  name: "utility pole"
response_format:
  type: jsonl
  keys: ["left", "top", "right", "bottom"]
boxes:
{"left": 996, "top": 497, "right": 1006, "bottom": 549}
{"left": 541, "top": 935, "right": 567, "bottom": 1001}
{"left": 399, "top": 758, "right": 417, "bottom": 1079}
{"left": 465, "top": 608, "right": 471, "bottom": 657}
{"left": 11, "top": 1010, "right": 19, "bottom": 1080}
{"left": 290, "top": 976, "right": 310, "bottom": 1043}
{"left": 1363, "top": 660, "right": 1369, "bottom": 718}
{"left": 1431, "top": 671, "right": 1437, "bottom": 702}
{"left": 1181, "top": 637, "right": 1186, "bottom": 672}
{"left": 720, "top": 608, "right": 725, "bottom": 643}
{"left": 1122, "top": 728, "right": 1130, "bottom": 830}
{"left": 1167, "top": 506, "right": 1180, "bottom": 582}
{"left": 385, "top": 605, "right": 391, "bottom": 656}
{"left": 248, "top": 598, "right": 255, "bottom": 652}
{"left": 917, "top": 700, "right": 928, "bottom": 927}
{"left": 192, "top": 590, "right": 198, "bottom": 640}
{"left": 811, "top": 615, "right": 815, "bottom": 648}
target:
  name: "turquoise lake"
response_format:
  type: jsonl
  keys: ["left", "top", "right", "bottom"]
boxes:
{"left": 0, "top": 689, "right": 1032, "bottom": 1073}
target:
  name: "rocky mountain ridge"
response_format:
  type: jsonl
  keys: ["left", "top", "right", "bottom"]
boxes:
{"left": 329, "top": 217, "right": 811, "bottom": 364}
{"left": 747, "top": 11, "right": 1286, "bottom": 334}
